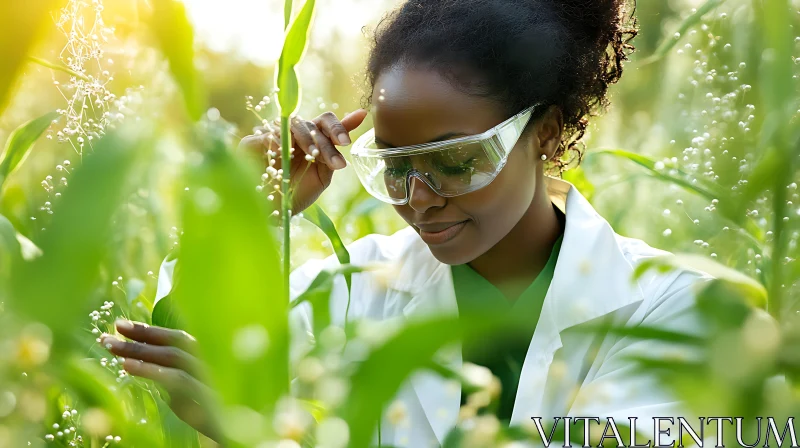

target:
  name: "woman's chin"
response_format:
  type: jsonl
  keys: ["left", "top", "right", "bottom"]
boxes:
{"left": 423, "top": 229, "right": 483, "bottom": 266}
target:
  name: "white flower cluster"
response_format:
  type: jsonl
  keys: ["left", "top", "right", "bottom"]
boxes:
{"left": 52, "top": 0, "right": 119, "bottom": 153}
{"left": 88, "top": 299, "right": 128, "bottom": 383}
{"left": 43, "top": 404, "right": 122, "bottom": 446}
{"left": 35, "top": 0, "right": 143, "bottom": 232}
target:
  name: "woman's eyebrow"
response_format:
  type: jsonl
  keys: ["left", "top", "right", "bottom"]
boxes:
{"left": 375, "top": 132, "right": 469, "bottom": 148}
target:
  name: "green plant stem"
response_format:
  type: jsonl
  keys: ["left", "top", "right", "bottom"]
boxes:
{"left": 769, "top": 164, "right": 791, "bottom": 320}
{"left": 281, "top": 116, "right": 291, "bottom": 306}
{"left": 28, "top": 56, "right": 91, "bottom": 82}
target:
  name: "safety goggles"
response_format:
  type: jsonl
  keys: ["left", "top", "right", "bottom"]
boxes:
{"left": 350, "top": 104, "right": 539, "bottom": 205}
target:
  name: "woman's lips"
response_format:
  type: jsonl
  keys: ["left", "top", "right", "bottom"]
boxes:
{"left": 417, "top": 220, "right": 468, "bottom": 245}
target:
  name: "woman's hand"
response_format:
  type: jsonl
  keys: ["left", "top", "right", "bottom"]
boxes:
{"left": 100, "top": 320, "right": 222, "bottom": 443}
{"left": 239, "top": 109, "right": 368, "bottom": 215}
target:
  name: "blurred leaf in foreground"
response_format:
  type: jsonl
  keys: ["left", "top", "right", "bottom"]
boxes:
{"left": 10, "top": 123, "right": 154, "bottom": 353}
{"left": 148, "top": 0, "right": 206, "bottom": 121}
{"left": 0, "top": 0, "right": 64, "bottom": 115}
{"left": 173, "top": 125, "right": 288, "bottom": 434}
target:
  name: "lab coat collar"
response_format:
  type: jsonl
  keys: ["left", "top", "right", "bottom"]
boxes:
{"left": 390, "top": 176, "right": 645, "bottom": 444}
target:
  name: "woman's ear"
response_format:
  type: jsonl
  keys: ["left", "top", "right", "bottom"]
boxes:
{"left": 535, "top": 106, "right": 563, "bottom": 159}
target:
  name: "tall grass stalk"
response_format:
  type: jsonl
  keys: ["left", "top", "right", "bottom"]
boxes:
{"left": 281, "top": 116, "right": 291, "bottom": 305}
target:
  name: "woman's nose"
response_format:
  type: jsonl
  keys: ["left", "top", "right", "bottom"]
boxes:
{"left": 407, "top": 174, "right": 446, "bottom": 213}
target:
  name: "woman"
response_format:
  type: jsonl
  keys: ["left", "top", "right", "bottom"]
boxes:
{"left": 101, "top": 0, "right": 714, "bottom": 444}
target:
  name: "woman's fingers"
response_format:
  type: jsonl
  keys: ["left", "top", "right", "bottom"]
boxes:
{"left": 340, "top": 109, "right": 369, "bottom": 133}
{"left": 123, "top": 359, "right": 198, "bottom": 390}
{"left": 315, "top": 111, "right": 352, "bottom": 146}
{"left": 290, "top": 117, "right": 346, "bottom": 170}
{"left": 113, "top": 319, "right": 198, "bottom": 354}
{"left": 101, "top": 334, "right": 199, "bottom": 373}
{"left": 239, "top": 109, "right": 369, "bottom": 173}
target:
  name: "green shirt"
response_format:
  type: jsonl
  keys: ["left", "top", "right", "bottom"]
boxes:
{"left": 451, "top": 209, "right": 564, "bottom": 421}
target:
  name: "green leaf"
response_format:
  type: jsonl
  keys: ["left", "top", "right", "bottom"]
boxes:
{"left": 573, "top": 322, "right": 705, "bottom": 345}
{"left": 148, "top": 0, "right": 206, "bottom": 121}
{"left": 0, "top": 0, "right": 64, "bottom": 115}
{"left": 344, "top": 311, "right": 523, "bottom": 446}
{"left": 589, "top": 148, "right": 763, "bottom": 248}
{"left": 344, "top": 316, "right": 463, "bottom": 447}
{"left": 638, "top": 0, "right": 726, "bottom": 66}
{"left": 633, "top": 253, "right": 768, "bottom": 309}
{"left": 152, "top": 293, "right": 185, "bottom": 331}
{"left": 173, "top": 128, "right": 288, "bottom": 420}
{"left": 156, "top": 392, "right": 202, "bottom": 448}
{"left": 301, "top": 204, "right": 352, "bottom": 291}
{"left": 302, "top": 204, "right": 350, "bottom": 265}
{"left": 741, "top": 145, "right": 783, "bottom": 204}
{"left": 0, "top": 111, "right": 60, "bottom": 191}
{"left": 289, "top": 263, "right": 364, "bottom": 336}
{"left": 10, "top": 123, "right": 153, "bottom": 352}
{"left": 283, "top": 0, "right": 293, "bottom": 29}
{"left": 276, "top": 0, "right": 316, "bottom": 117}
{"left": 28, "top": 56, "right": 90, "bottom": 81}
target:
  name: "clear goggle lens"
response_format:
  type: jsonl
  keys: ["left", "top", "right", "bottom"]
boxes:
{"left": 350, "top": 105, "right": 538, "bottom": 205}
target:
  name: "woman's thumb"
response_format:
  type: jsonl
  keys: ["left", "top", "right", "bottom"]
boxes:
{"left": 341, "top": 108, "right": 368, "bottom": 132}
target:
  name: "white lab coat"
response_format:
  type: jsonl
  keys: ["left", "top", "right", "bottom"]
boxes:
{"left": 155, "top": 176, "right": 715, "bottom": 447}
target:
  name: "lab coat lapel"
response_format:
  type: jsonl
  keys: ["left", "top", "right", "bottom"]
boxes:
{"left": 510, "top": 179, "right": 645, "bottom": 425}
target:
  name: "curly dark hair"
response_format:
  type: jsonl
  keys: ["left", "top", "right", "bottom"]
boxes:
{"left": 364, "top": 0, "right": 638, "bottom": 174}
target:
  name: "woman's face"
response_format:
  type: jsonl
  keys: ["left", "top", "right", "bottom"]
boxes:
{"left": 372, "top": 65, "right": 548, "bottom": 265}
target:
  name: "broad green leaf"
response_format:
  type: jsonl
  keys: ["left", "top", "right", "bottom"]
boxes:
{"left": 301, "top": 204, "right": 352, "bottom": 292}
{"left": 589, "top": 148, "right": 763, "bottom": 248}
{"left": 0, "top": 111, "right": 60, "bottom": 191}
{"left": 11, "top": 123, "right": 153, "bottom": 351}
{"left": 59, "top": 358, "right": 166, "bottom": 446}
{"left": 276, "top": 0, "right": 316, "bottom": 117}
{"left": 152, "top": 293, "right": 184, "bottom": 331}
{"left": 633, "top": 253, "right": 767, "bottom": 309}
{"left": 174, "top": 127, "right": 287, "bottom": 421}
{"left": 344, "top": 316, "right": 462, "bottom": 447}
{"left": 573, "top": 321, "right": 705, "bottom": 345}
{"left": 590, "top": 149, "right": 722, "bottom": 201}
{"left": 638, "top": 0, "right": 726, "bottom": 66}
{"left": 156, "top": 392, "right": 202, "bottom": 448}
{"left": 0, "top": 0, "right": 64, "bottom": 115}
{"left": 148, "top": 0, "right": 206, "bottom": 121}
{"left": 344, "top": 312, "right": 529, "bottom": 446}
{"left": 302, "top": 204, "right": 349, "bottom": 266}
{"left": 289, "top": 263, "right": 364, "bottom": 336}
